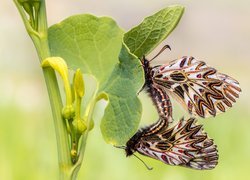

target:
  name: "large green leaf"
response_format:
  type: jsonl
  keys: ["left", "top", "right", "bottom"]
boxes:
{"left": 48, "top": 5, "right": 185, "bottom": 145}
{"left": 48, "top": 14, "right": 144, "bottom": 145}
{"left": 99, "top": 44, "right": 143, "bottom": 144}
{"left": 49, "top": 14, "right": 124, "bottom": 82}
{"left": 124, "top": 5, "right": 184, "bottom": 58}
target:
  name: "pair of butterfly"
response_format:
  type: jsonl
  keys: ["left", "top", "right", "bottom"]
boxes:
{"left": 118, "top": 45, "right": 241, "bottom": 170}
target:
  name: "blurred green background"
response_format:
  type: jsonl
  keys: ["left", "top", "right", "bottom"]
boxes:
{"left": 1, "top": 0, "right": 249, "bottom": 179}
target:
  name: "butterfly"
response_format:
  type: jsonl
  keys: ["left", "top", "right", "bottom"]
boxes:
{"left": 141, "top": 45, "right": 241, "bottom": 121}
{"left": 125, "top": 117, "right": 218, "bottom": 170}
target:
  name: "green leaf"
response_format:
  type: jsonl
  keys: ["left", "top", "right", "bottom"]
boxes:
{"left": 48, "top": 15, "right": 144, "bottom": 145}
{"left": 99, "top": 44, "right": 144, "bottom": 145}
{"left": 124, "top": 5, "right": 184, "bottom": 58}
{"left": 49, "top": 14, "right": 124, "bottom": 83}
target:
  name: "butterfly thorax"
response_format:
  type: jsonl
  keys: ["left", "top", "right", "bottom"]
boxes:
{"left": 141, "top": 57, "right": 154, "bottom": 86}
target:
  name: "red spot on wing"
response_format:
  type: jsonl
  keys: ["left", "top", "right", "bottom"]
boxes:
{"left": 178, "top": 122, "right": 182, "bottom": 129}
{"left": 178, "top": 149, "right": 184, "bottom": 153}
{"left": 160, "top": 66, "right": 165, "bottom": 71}
{"left": 188, "top": 101, "right": 192, "bottom": 110}
{"left": 163, "top": 76, "right": 169, "bottom": 80}
{"left": 194, "top": 94, "right": 198, "bottom": 101}
{"left": 161, "top": 154, "right": 169, "bottom": 163}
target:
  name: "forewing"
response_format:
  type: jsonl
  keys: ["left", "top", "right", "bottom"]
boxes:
{"left": 153, "top": 56, "right": 241, "bottom": 118}
{"left": 136, "top": 118, "right": 218, "bottom": 170}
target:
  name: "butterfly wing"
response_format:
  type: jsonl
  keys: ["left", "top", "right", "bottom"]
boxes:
{"left": 136, "top": 118, "right": 218, "bottom": 170}
{"left": 153, "top": 56, "right": 241, "bottom": 118}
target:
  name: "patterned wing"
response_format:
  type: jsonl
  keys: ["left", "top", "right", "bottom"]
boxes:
{"left": 137, "top": 118, "right": 218, "bottom": 170}
{"left": 152, "top": 56, "right": 241, "bottom": 118}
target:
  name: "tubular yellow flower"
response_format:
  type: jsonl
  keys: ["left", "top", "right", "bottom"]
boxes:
{"left": 42, "top": 57, "right": 75, "bottom": 120}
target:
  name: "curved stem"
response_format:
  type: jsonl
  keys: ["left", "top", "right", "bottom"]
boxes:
{"left": 13, "top": 0, "right": 72, "bottom": 179}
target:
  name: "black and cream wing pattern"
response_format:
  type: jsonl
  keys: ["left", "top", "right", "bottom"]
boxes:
{"left": 126, "top": 118, "right": 218, "bottom": 170}
{"left": 152, "top": 56, "right": 241, "bottom": 118}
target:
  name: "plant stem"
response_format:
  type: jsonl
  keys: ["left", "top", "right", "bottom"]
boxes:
{"left": 13, "top": 0, "right": 72, "bottom": 179}
{"left": 38, "top": 40, "right": 72, "bottom": 180}
{"left": 70, "top": 88, "right": 98, "bottom": 179}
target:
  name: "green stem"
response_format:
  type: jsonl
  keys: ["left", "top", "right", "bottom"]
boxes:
{"left": 13, "top": 0, "right": 72, "bottom": 179}
{"left": 65, "top": 81, "right": 73, "bottom": 107}
{"left": 75, "top": 96, "right": 82, "bottom": 119}
{"left": 38, "top": 39, "right": 72, "bottom": 180}
{"left": 70, "top": 88, "right": 98, "bottom": 179}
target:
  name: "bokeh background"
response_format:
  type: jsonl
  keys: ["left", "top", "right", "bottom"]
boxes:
{"left": 1, "top": 0, "right": 249, "bottom": 179}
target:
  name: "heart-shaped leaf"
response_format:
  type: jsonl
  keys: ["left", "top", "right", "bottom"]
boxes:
{"left": 49, "top": 14, "right": 124, "bottom": 82}
{"left": 48, "top": 14, "right": 144, "bottom": 145}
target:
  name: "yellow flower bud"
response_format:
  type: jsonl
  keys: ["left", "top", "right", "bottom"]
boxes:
{"left": 72, "top": 118, "right": 87, "bottom": 134}
{"left": 62, "top": 105, "right": 75, "bottom": 120}
{"left": 73, "top": 69, "right": 85, "bottom": 98}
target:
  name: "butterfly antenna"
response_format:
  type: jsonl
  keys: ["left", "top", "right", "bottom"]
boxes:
{"left": 133, "top": 153, "right": 153, "bottom": 170}
{"left": 114, "top": 145, "right": 126, "bottom": 149}
{"left": 149, "top": 45, "right": 171, "bottom": 62}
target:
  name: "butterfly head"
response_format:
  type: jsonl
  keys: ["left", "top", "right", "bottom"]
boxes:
{"left": 125, "top": 146, "right": 134, "bottom": 157}
{"left": 125, "top": 131, "right": 143, "bottom": 157}
{"left": 140, "top": 56, "right": 155, "bottom": 87}
{"left": 140, "top": 45, "right": 171, "bottom": 84}
{"left": 140, "top": 56, "right": 150, "bottom": 72}
{"left": 125, "top": 139, "right": 137, "bottom": 157}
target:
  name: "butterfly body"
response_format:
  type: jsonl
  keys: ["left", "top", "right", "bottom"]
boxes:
{"left": 125, "top": 117, "right": 167, "bottom": 157}
{"left": 141, "top": 56, "right": 173, "bottom": 123}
